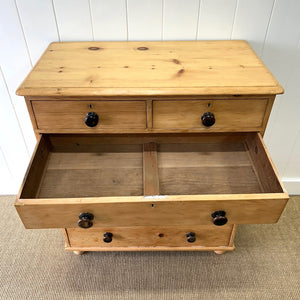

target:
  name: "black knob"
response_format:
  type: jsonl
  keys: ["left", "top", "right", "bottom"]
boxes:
{"left": 78, "top": 212, "right": 94, "bottom": 228}
{"left": 103, "top": 232, "right": 113, "bottom": 243}
{"left": 186, "top": 232, "right": 196, "bottom": 243}
{"left": 201, "top": 112, "right": 215, "bottom": 127}
{"left": 211, "top": 211, "right": 228, "bottom": 226}
{"left": 85, "top": 112, "right": 99, "bottom": 127}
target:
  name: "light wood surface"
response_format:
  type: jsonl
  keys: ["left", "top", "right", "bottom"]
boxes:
{"left": 153, "top": 99, "right": 268, "bottom": 131}
{"left": 16, "top": 41, "right": 283, "bottom": 97}
{"left": 245, "top": 133, "right": 286, "bottom": 193}
{"left": 157, "top": 141, "right": 263, "bottom": 195}
{"left": 32, "top": 100, "right": 146, "bottom": 130}
{"left": 15, "top": 133, "right": 288, "bottom": 229}
{"left": 25, "top": 98, "right": 39, "bottom": 139}
{"left": 65, "top": 246, "right": 235, "bottom": 252}
{"left": 15, "top": 195, "right": 288, "bottom": 229}
{"left": 143, "top": 143, "right": 159, "bottom": 195}
{"left": 73, "top": 251, "right": 85, "bottom": 255}
{"left": 66, "top": 225, "right": 234, "bottom": 248}
{"left": 15, "top": 40, "right": 287, "bottom": 252}
{"left": 18, "top": 135, "right": 50, "bottom": 199}
{"left": 214, "top": 250, "right": 226, "bottom": 255}
{"left": 28, "top": 97, "right": 273, "bottom": 134}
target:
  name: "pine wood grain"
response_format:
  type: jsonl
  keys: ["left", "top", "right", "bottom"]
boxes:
{"left": 143, "top": 143, "right": 159, "bottom": 195}
{"left": 15, "top": 133, "right": 288, "bottom": 229}
{"left": 16, "top": 41, "right": 283, "bottom": 97}
{"left": 66, "top": 225, "right": 234, "bottom": 248}
{"left": 153, "top": 99, "right": 268, "bottom": 131}
{"left": 32, "top": 100, "right": 146, "bottom": 130}
{"left": 15, "top": 195, "right": 288, "bottom": 228}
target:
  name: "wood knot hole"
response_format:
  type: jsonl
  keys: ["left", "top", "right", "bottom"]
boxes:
{"left": 158, "top": 233, "right": 164, "bottom": 238}
{"left": 88, "top": 47, "right": 101, "bottom": 51}
{"left": 137, "top": 47, "right": 149, "bottom": 51}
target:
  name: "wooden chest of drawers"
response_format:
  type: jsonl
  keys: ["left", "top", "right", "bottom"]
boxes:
{"left": 15, "top": 41, "right": 289, "bottom": 255}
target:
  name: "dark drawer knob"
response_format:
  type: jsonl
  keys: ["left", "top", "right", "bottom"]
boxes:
{"left": 211, "top": 211, "right": 228, "bottom": 226}
{"left": 201, "top": 112, "right": 215, "bottom": 127}
{"left": 78, "top": 212, "right": 94, "bottom": 228}
{"left": 186, "top": 232, "right": 196, "bottom": 243}
{"left": 85, "top": 112, "right": 99, "bottom": 127}
{"left": 103, "top": 232, "right": 113, "bottom": 243}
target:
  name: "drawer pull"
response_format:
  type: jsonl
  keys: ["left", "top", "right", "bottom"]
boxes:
{"left": 85, "top": 112, "right": 99, "bottom": 127}
{"left": 201, "top": 112, "right": 215, "bottom": 127}
{"left": 186, "top": 232, "right": 196, "bottom": 243}
{"left": 78, "top": 212, "right": 94, "bottom": 228}
{"left": 211, "top": 211, "right": 228, "bottom": 226}
{"left": 103, "top": 232, "right": 113, "bottom": 243}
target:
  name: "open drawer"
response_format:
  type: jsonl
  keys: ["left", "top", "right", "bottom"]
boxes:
{"left": 15, "top": 133, "right": 288, "bottom": 229}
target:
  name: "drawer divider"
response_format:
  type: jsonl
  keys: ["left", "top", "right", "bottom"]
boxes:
{"left": 143, "top": 142, "right": 160, "bottom": 196}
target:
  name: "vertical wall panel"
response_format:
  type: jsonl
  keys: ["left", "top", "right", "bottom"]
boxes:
{"left": 127, "top": 0, "right": 163, "bottom": 40}
{"left": 0, "top": 69, "right": 30, "bottom": 193}
{"left": 231, "top": 0, "right": 274, "bottom": 56}
{"left": 0, "top": 0, "right": 36, "bottom": 155}
{"left": 263, "top": 0, "right": 300, "bottom": 147}
{"left": 53, "top": 0, "right": 93, "bottom": 41}
{"left": 163, "top": 0, "right": 200, "bottom": 40}
{"left": 284, "top": 130, "right": 300, "bottom": 182}
{"left": 264, "top": 42, "right": 300, "bottom": 176}
{"left": 262, "top": 0, "right": 300, "bottom": 85}
{"left": 197, "top": 0, "right": 237, "bottom": 40}
{"left": 262, "top": 0, "right": 300, "bottom": 178}
{"left": 91, "top": 0, "right": 127, "bottom": 41}
{"left": 0, "top": 148, "right": 14, "bottom": 194}
{"left": 16, "top": 0, "right": 59, "bottom": 64}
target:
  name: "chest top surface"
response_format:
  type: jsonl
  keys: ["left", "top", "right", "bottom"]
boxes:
{"left": 17, "top": 40, "right": 283, "bottom": 98}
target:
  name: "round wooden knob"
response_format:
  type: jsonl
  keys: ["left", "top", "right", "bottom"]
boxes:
{"left": 85, "top": 112, "right": 99, "bottom": 127}
{"left": 78, "top": 212, "right": 94, "bottom": 228}
{"left": 201, "top": 112, "right": 215, "bottom": 127}
{"left": 211, "top": 211, "right": 228, "bottom": 226}
{"left": 186, "top": 232, "right": 196, "bottom": 243}
{"left": 103, "top": 232, "right": 113, "bottom": 243}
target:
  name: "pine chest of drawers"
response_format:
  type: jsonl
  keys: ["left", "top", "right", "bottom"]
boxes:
{"left": 15, "top": 41, "right": 289, "bottom": 255}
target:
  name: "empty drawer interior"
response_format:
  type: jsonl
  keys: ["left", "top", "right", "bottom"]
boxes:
{"left": 20, "top": 133, "right": 284, "bottom": 200}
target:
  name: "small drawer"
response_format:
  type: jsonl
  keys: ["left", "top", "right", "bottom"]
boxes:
{"left": 32, "top": 100, "right": 146, "bottom": 132}
{"left": 153, "top": 99, "right": 269, "bottom": 131}
{"left": 15, "top": 132, "right": 288, "bottom": 229}
{"left": 65, "top": 225, "right": 235, "bottom": 251}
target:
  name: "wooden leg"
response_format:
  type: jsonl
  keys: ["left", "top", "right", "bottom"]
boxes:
{"left": 73, "top": 251, "right": 85, "bottom": 255}
{"left": 214, "top": 250, "right": 226, "bottom": 255}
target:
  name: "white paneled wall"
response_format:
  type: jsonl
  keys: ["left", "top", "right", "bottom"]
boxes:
{"left": 0, "top": 0, "right": 299, "bottom": 194}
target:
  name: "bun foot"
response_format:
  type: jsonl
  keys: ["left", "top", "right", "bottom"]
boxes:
{"left": 214, "top": 250, "right": 226, "bottom": 255}
{"left": 73, "top": 251, "right": 85, "bottom": 255}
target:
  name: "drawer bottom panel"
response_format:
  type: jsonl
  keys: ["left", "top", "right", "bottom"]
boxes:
{"left": 64, "top": 225, "right": 236, "bottom": 251}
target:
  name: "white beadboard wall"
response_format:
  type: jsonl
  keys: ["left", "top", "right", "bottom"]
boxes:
{"left": 0, "top": 0, "right": 299, "bottom": 194}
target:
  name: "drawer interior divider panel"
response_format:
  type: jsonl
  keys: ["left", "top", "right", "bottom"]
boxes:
{"left": 16, "top": 133, "right": 288, "bottom": 229}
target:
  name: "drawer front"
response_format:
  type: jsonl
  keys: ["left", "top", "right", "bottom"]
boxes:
{"left": 66, "top": 225, "right": 235, "bottom": 249}
{"left": 153, "top": 99, "right": 268, "bottom": 131}
{"left": 15, "top": 133, "right": 288, "bottom": 229}
{"left": 32, "top": 100, "right": 146, "bottom": 131}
